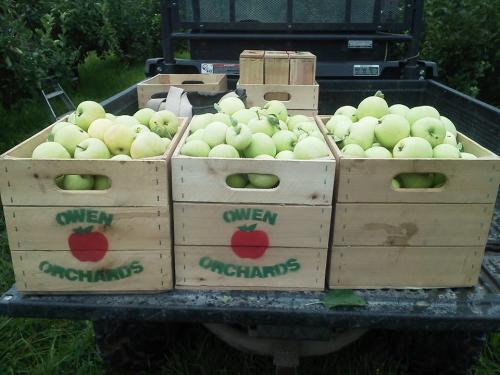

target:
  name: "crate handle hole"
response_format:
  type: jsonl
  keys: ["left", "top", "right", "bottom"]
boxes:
{"left": 55, "top": 174, "right": 112, "bottom": 191}
{"left": 264, "top": 92, "right": 291, "bottom": 102}
{"left": 181, "top": 80, "right": 205, "bottom": 84}
{"left": 393, "top": 173, "right": 446, "bottom": 190}
{"left": 226, "top": 173, "right": 279, "bottom": 190}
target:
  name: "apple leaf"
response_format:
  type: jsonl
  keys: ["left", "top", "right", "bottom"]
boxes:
{"left": 73, "top": 225, "right": 94, "bottom": 234}
{"left": 238, "top": 223, "right": 257, "bottom": 232}
{"left": 321, "top": 290, "right": 366, "bottom": 309}
{"left": 47, "top": 133, "right": 55, "bottom": 142}
{"left": 267, "top": 114, "right": 280, "bottom": 127}
{"left": 230, "top": 116, "right": 238, "bottom": 127}
{"left": 374, "top": 90, "right": 385, "bottom": 99}
{"left": 457, "top": 142, "right": 464, "bottom": 152}
{"left": 214, "top": 103, "right": 221, "bottom": 113}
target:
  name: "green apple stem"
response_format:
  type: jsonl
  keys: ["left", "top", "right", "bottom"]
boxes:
{"left": 237, "top": 223, "right": 257, "bottom": 232}
{"left": 214, "top": 103, "right": 222, "bottom": 113}
{"left": 374, "top": 90, "right": 385, "bottom": 99}
{"left": 73, "top": 225, "right": 94, "bottom": 234}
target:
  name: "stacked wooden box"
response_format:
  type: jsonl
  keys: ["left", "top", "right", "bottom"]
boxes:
{"left": 0, "top": 116, "right": 188, "bottom": 293}
{"left": 171, "top": 116, "right": 335, "bottom": 290}
{"left": 316, "top": 116, "right": 500, "bottom": 289}
{"left": 238, "top": 50, "right": 319, "bottom": 116}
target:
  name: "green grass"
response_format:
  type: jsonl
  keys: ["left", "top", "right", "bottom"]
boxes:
{"left": 0, "top": 53, "right": 499, "bottom": 375}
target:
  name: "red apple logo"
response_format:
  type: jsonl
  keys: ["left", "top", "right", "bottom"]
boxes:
{"left": 230, "top": 224, "right": 269, "bottom": 259}
{"left": 68, "top": 226, "right": 108, "bottom": 262}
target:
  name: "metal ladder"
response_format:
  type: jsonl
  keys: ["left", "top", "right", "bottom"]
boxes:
{"left": 41, "top": 79, "right": 76, "bottom": 121}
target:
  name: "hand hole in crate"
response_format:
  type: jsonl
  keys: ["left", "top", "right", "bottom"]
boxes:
{"left": 392, "top": 173, "right": 446, "bottom": 190}
{"left": 263, "top": 92, "right": 291, "bottom": 102}
{"left": 55, "top": 174, "right": 111, "bottom": 191}
{"left": 226, "top": 173, "right": 279, "bottom": 190}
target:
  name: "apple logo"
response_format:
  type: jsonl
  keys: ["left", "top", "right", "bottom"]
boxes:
{"left": 230, "top": 224, "right": 269, "bottom": 259}
{"left": 68, "top": 225, "right": 108, "bottom": 262}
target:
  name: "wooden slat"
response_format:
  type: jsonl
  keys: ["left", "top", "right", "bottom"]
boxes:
{"left": 334, "top": 203, "right": 494, "bottom": 246}
{"left": 12, "top": 250, "right": 172, "bottom": 293}
{"left": 329, "top": 246, "right": 484, "bottom": 289}
{"left": 137, "top": 74, "right": 227, "bottom": 108}
{"left": 0, "top": 118, "right": 189, "bottom": 207}
{"left": 239, "top": 50, "right": 264, "bottom": 84}
{"left": 289, "top": 51, "right": 316, "bottom": 85}
{"left": 238, "top": 82, "right": 319, "bottom": 110}
{"left": 264, "top": 51, "right": 289, "bottom": 84}
{"left": 175, "top": 245, "right": 327, "bottom": 290}
{"left": 174, "top": 203, "right": 331, "bottom": 248}
{"left": 4, "top": 206, "right": 171, "bottom": 251}
{"left": 315, "top": 116, "right": 500, "bottom": 204}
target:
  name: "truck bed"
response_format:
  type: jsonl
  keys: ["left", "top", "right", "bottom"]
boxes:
{"left": 1, "top": 79, "right": 499, "bottom": 330}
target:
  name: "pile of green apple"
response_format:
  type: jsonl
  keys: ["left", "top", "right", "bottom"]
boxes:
{"left": 31, "top": 101, "right": 180, "bottom": 190}
{"left": 179, "top": 97, "right": 330, "bottom": 189}
{"left": 326, "top": 91, "right": 478, "bottom": 188}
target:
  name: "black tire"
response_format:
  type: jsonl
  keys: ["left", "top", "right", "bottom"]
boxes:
{"left": 93, "top": 320, "right": 185, "bottom": 373}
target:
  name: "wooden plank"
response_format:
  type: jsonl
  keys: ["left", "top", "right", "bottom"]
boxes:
{"left": 4, "top": 206, "right": 171, "bottom": 251}
{"left": 264, "top": 51, "right": 289, "bottom": 84}
{"left": 0, "top": 118, "right": 189, "bottom": 207}
{"left": 329, "top": 246, "right": 484, "bottom": 289}
{"left": 289, "top": 51, "right": 316, "bottom": 85}
{"left": 174, "top": 203, "right": 331, "bottom": 248}
{"left": 171, "top": 120, "right": 335, "bottom": 205}
{"left": 288, "top": 109, "right": 318, "bottom": 116}
{"left": 175, "top": 245, "right": 327, "bottom": 290}
{"left": 137, "top": 74, "right": 227, "bottom": 108}
{"left": 334, "top": 203, "right": 494, "bottom": 247}
{"left": 12, "top": 250, "right": 172, "bottom": 293}
{"left": 239, "top": 50, "right": 264, "bottom": 84}
{"left": 238, "top": 82, "right": 319, "bottom": 110}
{"left": 315, "top": 116, "right": 500, "bottom": 204}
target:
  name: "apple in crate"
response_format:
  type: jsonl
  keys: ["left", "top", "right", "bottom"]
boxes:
{"left": 149, "top": 110, "right": 179, "bottom": 138}
{"left": 32, "top": 142, "right": 71, "bottom": 159}
{"left": 411, "top": 117, "right": 446, "bottom": 147}
{"left": 54, "top": 124, "right": 89, "bottom": 156}
{"left": 133, "top": 108, "right": 156, "bottom": 126}
{"left": 74, "top": 138, "right": 111, "bottom": 159}
{"left": 75, "top": 101, "right": 106, "bottom": 131}
{"left": 104, "top": 124, "right": 135, "bottom": 155}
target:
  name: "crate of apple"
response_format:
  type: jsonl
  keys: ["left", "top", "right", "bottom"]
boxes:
{"left": 30, "top": 101, "right": 181, "bottom": 190}
{"left": 178, "top": 97, "right": 331, "bottom": 190}
{"left": 320, "top": 91, "right": 482, "bottom": 189}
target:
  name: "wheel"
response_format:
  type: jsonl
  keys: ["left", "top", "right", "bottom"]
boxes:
{"left": 93, "top": 320, "right": 185, "bottom": 373}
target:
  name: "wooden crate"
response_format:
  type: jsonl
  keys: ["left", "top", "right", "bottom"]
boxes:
{"left": 288, "top": 51, "right": 316, "bottom": 85}
{"left": 315, "top": 115, "right": 500, "bottom": 289}
{"left": 171, "top": 116, "right": 335, "bottom": 290}
{"left": 237, "top": 81, "right": 319, "bottom": 111}
{"left": 0, "top": 116, "right": 189, "bottom": 293}
{"left": 239, "top": 50, "right": 264, "bottom": 84}
{"left": 137, "top": 74, "right": 227, "bottom": 108}
{"left": 264, "top": 51, "right": 289, "bottom": 84}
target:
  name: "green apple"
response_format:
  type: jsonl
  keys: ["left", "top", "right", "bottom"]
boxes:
{"left": 212, "top": 112, "right": 232, "bottom": 126}
{"left": 399, "top": 173, "right": 434, "bottom": 188}
{"left": 104, "top": 123, "right": 136, "bottom": 155}
{"left": 226, "top": 174, "right": 248, "bottom": 188}
{"left": 180, "top": 140, "right": 211, "bottom": 157}
{"left": 443, "top": 131, "right": 457, "bottom": 146}
{"left": 433, "top": 143, "right": 460, "bottom": 159}
{"left": 433, "top": 173, "right": 446, "bottom": 188}
{"left": 187, "top": 129, "right": 205, "bottom": 142}
{"left": 245, "top": 183, "right": 257, "bottom": 188}
{"left": 63, "top": 175, "right": 94, "bottom": 190}
{"left": 325, "top": 115, "right": 352, "bottom": 134}
{"left": 67, "top": 112, "right": 76, "bottom": 124}
{"left": 365, "top": 146, "right": 392, "bottom": 158}
{"left": 226, "top": 123, "right": 252, "bottom": 151}
{"left": 149, "top": 110, "right": 179, "bottom": 138}
{"left": 190, "top": 113, "right": 214, "bottom": 133}
{"left": 32, "top": 142, "right": 71, "bottom": 159}
{"left": 74, "top": 138, "right": 111, "bottom": 159}
{"left": 277, "top": 120, "right": 289, "bottom": 131}
{"left": 131, "top": 124, "right": 151, "bottom": 136}
{"left": 334, "top": 105, "right": 358, "bottom": 122}
{"left": 244, "top": 133, "right": 276, "bottom": 158}
{"left": 329, "top": 120, "right": 351, "bottom": 143}
{"left": 440, "top": 116, "right": 457, "bottom": 137}
{"left": 88, "top": 118, "right": 113, "bottom": 141}
{"left": 262, "top": 100, "right": 287, "bottom": 122}
{"left": 47, "top": 121, "right": 72, "bottom": 141}
{"left": 375, "top": 114, "right": 410, "bottom": 149}
{"left": 133, "top": 108, "right": 156, "bottom": 126}
{"left": 460, "top": 152, "right": 477, "bottom": 159}
{"left": 388, "top": 104, "right": 410, "bottom": 117}
{"left": 105, "top": 113, "right": 116, "bottom": 121}
{"left": 393, "top": 137, "right": 433, "bottom": 158}
{"left": 208, "top": 144, "right": 239, "bottom": 158}
{"left": 161, "top": 137, "right": 171, "bottom": 151}
{"left": 272, "top": 130, "right": 298, "bottom": 152}
{"left": 54, "top": 124, "right": 89, "bottom": 156}
{"left": 130, "top": 132, "right": 166, "bottom": 159}
{"left": 111, "top": 154, "right": 132, "bottom": 161}
{"left": 94, "top": 176, "right": 111, "bottom": 190}
{"left": 391, "top": 178, "right": 401, "bottom": 189}
{"left": 114, "top": 115, "right": 140, "bottom": 127}
{"left": 55, "top": 175, "right": 64, "bottom": 189}
{"left": 232, "top": 109, "right": 258, "bottom": 125}
{"left": 75, "top": 101, "right": 105, "bottom": 131}
{"left": 405, "top": 106, "right": 440, "bottom": 125}
{"left": 275, "top": 150, "right": 295, "bottom": 159}
{"left": 343, "top": 120, "right": 376, "bottom": 150}
{"left": 309, "top": 130, "right": 326, "bottom": 142}
{"left": 247, "top": 116, "right": 275, "bottom": 136}
{"left": 295, "top": 129, "right": 309, "bottom": 142}
{"left": 287, "top": 115, "right": 311, "bottom": 130}
{"left": 356, "top": 91, "right": 388, "bottom": 119}
{"left": 293, "top": 137, "right": 330, "bottom": 160}
{"left": 341, "top": 144, "right": 365, "bottom": 157}
{"left": 294, "top": 122, "right": 317, "bottom": 135}
{"left": 216, "top": 97, "right": 245, "bottom": 115}
{"left": 203, "top": 121, "right": 229, "bottom": 147}
{"left": 248, "top": 155, "right": 279, "bottom": 188}
{"left": 372, "top": 142, "right": 381, "bottom": 147}
{"left": 411, "top": 117, "right": 446, "bottom": 147}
